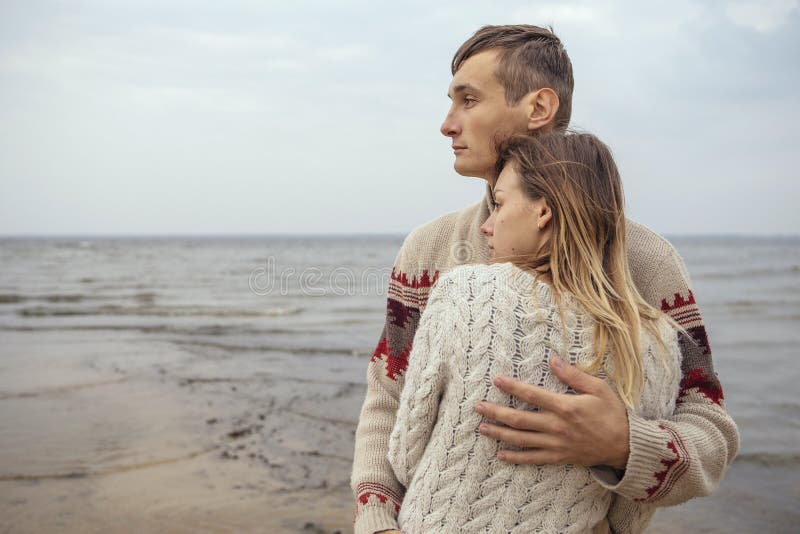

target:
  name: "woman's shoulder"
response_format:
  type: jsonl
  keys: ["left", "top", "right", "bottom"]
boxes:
{"left": 436, "top": 261, "right": 536, "bottom": 291}
{"left": 430, "top": 262, "right": 554, "bottom": 314}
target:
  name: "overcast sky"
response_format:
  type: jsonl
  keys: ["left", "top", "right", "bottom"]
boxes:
{"left": 1, "top": 0, "right": 798, "bottom": 236}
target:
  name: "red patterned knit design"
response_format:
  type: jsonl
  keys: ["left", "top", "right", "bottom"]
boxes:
{"left": 680, "top": 367, "right": 725, "bottom": 405}
{"left": 370, "top": 337, "right": 410, "bottom": 382}
{"left": 660, "top": 291, "right": 702, "bottom": 329}
{"left": 370, "top": 268, "right": 439, "bottom": 381}
{"left": 661, "top": 290, "right": 723, "bottom": 406}
{"left": 640, "top": 423, "right": 690, "bottom": 502}
{"left": 354, "top": 482, "right": 402, "bottom": 516}
{"left": 387, "top": 268, "right": 439, "bottom": 310}
{"left": 390, "top": 268, "right": 439, "bottom": 290}
{"left": 661, "top": 291, "right": 709, "bottom": 353}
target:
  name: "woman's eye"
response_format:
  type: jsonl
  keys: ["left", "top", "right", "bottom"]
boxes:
{"left": 465, "top": 97, "right": 477, "bottom": 107}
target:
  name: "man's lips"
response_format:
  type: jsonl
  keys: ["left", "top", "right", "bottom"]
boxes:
{"left": 452, "top": 145, "right": 467, "bottom": 153}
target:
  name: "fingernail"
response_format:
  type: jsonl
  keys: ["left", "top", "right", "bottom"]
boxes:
{"left": 493, "top": 376, "right": 505, "bottom": 387}
{"left": 497, "top": 451, "right": 506, "bottom": 460}
{"left": 475, "top": 404, "right": 485, "bottom": 414}
{"left": 550, "top": 355, "right": 563, "bottom": 368}
{"left": 479, "top": 424, "right": 488, "bottom": 433}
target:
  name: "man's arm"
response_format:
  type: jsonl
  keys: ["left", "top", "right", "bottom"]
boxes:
{"left": 350, "top": 239, "right": 439, "bottom": 534}
{"left": 388, "top": 275, "right": 455, "bottom": 487}
{"left": 589, "top": 245, "right": 739, "bottom": 506}
{"left": 350, "top": 320, "right": 407, "bottom": 534}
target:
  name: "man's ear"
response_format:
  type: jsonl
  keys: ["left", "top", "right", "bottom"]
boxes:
{"left": 523, "top": 88, "right": 560, "bottom": 132}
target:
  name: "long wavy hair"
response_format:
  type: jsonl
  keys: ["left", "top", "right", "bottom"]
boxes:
{"left": 493, "top": 132, "right": 674, "bottom": 408}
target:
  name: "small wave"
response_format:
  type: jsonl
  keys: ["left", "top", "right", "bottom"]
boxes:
{"left": 18, "top": 305, "right": 303, "bottom": 318}
{"left": 150, "top": 306, "right": 303, "bottom": 318}
{"left": 19, "top": 306, "right": 98, "bottom": 317}
{"left": 0, "top": 292, "right": 159, "bottom": 305}
{"left": 172, "top": 339, "right": 356, "bottom": 356}
{"left": 697, "top": 265, "right": 800, "bottom": 280}
{"left": 331, "top": 306, "right": 383, "bottom": 313}
{"left": 735, "top": 452, "right": 800, "bottom": 467}
{"left": 775, "top": 402, "right": 800, "bottom": 410}
{"left": 133, "top": 292, "right": 158, "bottom": 303}
{"left": 0, "top": 324, "right": 323, "bottom": 339}
{"left": 711, "top": 299, "right": 800, "bottom": 317}
{"left": 43, "top": 294, "right": 85, "bottom": 303}
{"left": 721, "top": 299, "right": 799, "bottom": 308}
{"left": 715, "top": 340, "right": 798, "bottom": 350}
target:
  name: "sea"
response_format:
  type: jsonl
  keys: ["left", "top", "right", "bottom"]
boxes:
{"left": 0, "top": 235, "right": 798, "bottom": 533}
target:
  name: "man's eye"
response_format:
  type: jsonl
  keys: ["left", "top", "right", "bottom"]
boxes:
{"left": 465, "top": 97, "right": 477, "bottom": 107}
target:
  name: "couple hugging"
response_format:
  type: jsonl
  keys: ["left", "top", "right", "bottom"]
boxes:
{"left": 351, "top": 24, "right": 739, "bottom": 534}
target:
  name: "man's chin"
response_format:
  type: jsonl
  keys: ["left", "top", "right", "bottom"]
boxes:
{"left": 453, "top": 160, "right": 490, "bottom": 180}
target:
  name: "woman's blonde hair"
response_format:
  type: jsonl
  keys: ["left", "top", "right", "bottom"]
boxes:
{"left": 493, "top": 132, "right": 674, "bottom": 408}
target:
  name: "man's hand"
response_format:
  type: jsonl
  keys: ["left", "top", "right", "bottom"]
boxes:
{"left": 475, "top": 355, "right": 630, "bottom": 469}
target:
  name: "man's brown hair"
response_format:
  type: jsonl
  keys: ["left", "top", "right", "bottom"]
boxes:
{"left": 452, "top": 25, "right": 574, "bottom": 131}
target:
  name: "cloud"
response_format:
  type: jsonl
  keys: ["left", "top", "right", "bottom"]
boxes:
{"left": 165, "top": 28, "right": 300, "bottom": 53}
{"left": 316, "top": 45, "right": 371, "bottom": 63}
{"left": 0, "top": 0, "right": 798, "bottom": 235}
{"left": 725, "top": 0, "right": 799, "bottom": 32}
{"left": 513, "top": 3, "right": 599, "bottom": 26}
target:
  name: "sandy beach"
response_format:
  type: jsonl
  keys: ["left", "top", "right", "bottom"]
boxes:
{"left": 0, "top": 326, "right": 362, "bottom": 533}
{"left": 1, "top": 236, "right": 798, "bottom": 533}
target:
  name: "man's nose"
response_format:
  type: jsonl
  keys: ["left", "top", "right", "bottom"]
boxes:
{"left": 440, "top": 111, "right": 460, "bottom": 138}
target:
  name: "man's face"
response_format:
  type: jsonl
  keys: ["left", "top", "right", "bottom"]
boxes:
{"left": 441, "top": 49, "right": 531, "bottom": 181}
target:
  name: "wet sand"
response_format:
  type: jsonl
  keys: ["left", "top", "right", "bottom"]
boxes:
{"left": 3, "top": 328, "right": 798, "bottom": 533}
{"left": 0, "top": 328, "right": 361, "bottom": 533}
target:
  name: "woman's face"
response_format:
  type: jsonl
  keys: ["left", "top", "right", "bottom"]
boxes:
{"left": 480, "top": 163, "right": 551, "bottom": 261}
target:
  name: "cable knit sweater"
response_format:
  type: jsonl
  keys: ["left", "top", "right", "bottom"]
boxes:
{"left": 351, "top": 187, "right": 740, "bottom": 534}
{"left": 387, "top": 262, "right": 682, "bottom": 533}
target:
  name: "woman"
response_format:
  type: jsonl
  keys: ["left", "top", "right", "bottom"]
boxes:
{"left": 386, "top": 132, "right": 682, "bottom": 533}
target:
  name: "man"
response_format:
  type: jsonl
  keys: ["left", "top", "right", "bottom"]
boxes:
{"left": 351, "top": 25, "right": 738, "bottom": 534}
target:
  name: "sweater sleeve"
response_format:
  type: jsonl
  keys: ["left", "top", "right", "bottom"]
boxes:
{"left": 387, "top": 275, "right": 457, "bottom": 488}
{"left": 592, "top": 243, "right": 740, "bottom": 514}
{"left": 604, "top": 494, "right": 657, "bottom": 534}
{"left": 350, "top": 236, "right": 440, "bottom": 534}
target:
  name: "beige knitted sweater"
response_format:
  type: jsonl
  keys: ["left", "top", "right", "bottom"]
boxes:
{"left": 387, "top": 262, "right": 681, "bottom": 533}
{"left": 351, "top": 188, "right": 739, "bottom": 534}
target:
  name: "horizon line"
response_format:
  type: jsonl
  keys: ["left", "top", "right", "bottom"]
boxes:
{"left": 1, "top": 232, "right": 799, "bottom": 239}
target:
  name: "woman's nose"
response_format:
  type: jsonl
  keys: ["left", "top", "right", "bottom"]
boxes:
{"left": 480, "top": 218, "right": 493, "bottom": 236}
